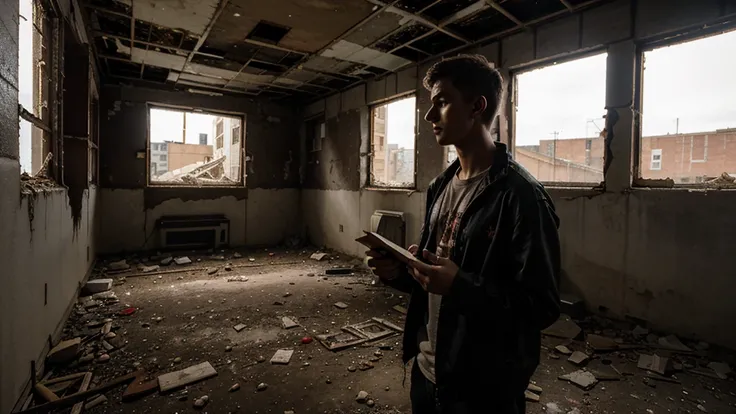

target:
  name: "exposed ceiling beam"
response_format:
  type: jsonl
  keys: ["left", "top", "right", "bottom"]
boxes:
{"left": 559, "top": 0, "right": 575, "bottom": 11}
{"left": 84, "top": 4, "right": 130, "bottom": 19}
{"left": 92, "top": 31, "right": 223, "bottom": 59}
{"left": 175, "top": 0, "right": 230, "bottom": 88}
{"left": 484, "top": 0, "right": 524, "bottom": 27}
{"left": 242, "top": 38, "right": 307, "bottom": 55}
{"left": 363, "top": 0, "right": 470, "bottom": 44}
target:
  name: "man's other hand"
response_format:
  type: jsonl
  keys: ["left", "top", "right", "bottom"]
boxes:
{"left": 366, "top": 244, "right": 418, "bottom": 282}
{"left": 409, "top": 249, "right": 459, "bottom": 295}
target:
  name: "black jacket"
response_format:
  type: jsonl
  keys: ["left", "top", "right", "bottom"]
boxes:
{"left": 386, "top": 142, "right": 561, "bottom": 408}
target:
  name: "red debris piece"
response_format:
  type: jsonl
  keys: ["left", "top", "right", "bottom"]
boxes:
{"left": 119, "top": 307, "right": 137, "bottom": 316}
{"left": 301, "top": 337, "right": 313, "bottom": 344}
{"left": 269, "top": 252, "right": 275, "bottom": 257}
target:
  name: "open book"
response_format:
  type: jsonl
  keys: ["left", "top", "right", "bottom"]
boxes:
{"left": 355, "top": 231, "right": 417, "bottom": 265}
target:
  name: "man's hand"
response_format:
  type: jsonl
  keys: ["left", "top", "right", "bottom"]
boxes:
{"left": 409, "top": 249, "right": 459, "bottom": 295}
{"left": 367, "top": 244, "right": 419, "bottom": 282}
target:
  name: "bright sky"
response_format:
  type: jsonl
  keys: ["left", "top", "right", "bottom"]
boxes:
{"left": 385, "top": 96, "right": 417, "bottom": 149}
{"left": 149, "top": 108, "right": 218, "bottom": 144}
{"left": 18, "top": 0, "right": 33, "bottom": 174}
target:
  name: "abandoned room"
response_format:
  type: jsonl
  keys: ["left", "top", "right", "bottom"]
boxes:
{"left": 2, "top": 0, "right": 736, "bottom": 412}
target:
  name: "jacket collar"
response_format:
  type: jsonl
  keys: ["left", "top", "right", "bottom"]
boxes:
{"left": 439, "top": 141, "right": 510, "bottom": 189}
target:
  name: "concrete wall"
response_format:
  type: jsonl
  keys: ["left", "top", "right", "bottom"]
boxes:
{"left": 302, "top": 0, "right": 736, "bottom": 349}
{"left": 0, "top": 0, "right": 98, "bottom": 411}
{"left": 98, "top": 85, "right": 301, "bottom": 253}
{"left": 167, "top": 142, "right": 213, "bottom": 171}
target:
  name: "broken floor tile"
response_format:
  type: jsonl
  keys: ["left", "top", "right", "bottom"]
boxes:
{"left": 334, "top": 302, "right": 348, "bottom": 309}
{"left": 568, "top": 351, "right": 590, "bottom": 366}
{"left": 141, "top": 265, "right": 159, "bottom": 273}
{"left": 558, "top": 370, "right": 598, "bottom": 390}
{"left": 270, "top": 349, "right": 294, "bottom": 365}
{"left": 555, "top": 345, "right": 573, "bottom": 355}
{"left": 281, "top": 316, "right": 298, "bottom": 329}
{"left": 586, "top": 334, "right": 619, "bottom": 351}
{"left": 108, "top": 260, "right": 129, "bottom": 271}
{"left": 233, "top": 324, "right": 247, "bottom": 332}
{"left": 707, "top": 361, "right": 731, "bottom": 379}
{"left": 47, "top": 337, "right": 81, "bottom": 363}
{"left": 524, "top": 389, "right": 540, "bottom": 402}
{"left": 160, "top": 257, "right": 173, "bottom": 265}
{"left": 174, "top": 257, "right": 192, "bottom": 265}
{"left": 85, "top": 279, "right": 113, "bottom": 294}
{"left": 310, "top": 252, "right": 327, "bottom": 261}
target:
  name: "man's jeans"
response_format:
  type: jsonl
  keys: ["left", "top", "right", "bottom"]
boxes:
{"left": 410, "top": 361, "right": 526, "bottom": 414}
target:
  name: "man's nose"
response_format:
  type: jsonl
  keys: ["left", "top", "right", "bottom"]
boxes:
{"left": 424, "top": 106, "right": 437, "bottom": 123}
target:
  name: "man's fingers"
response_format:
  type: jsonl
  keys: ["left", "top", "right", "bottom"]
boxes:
{"left": 410, "top": 259, "right": 434, "bottom": 276}
{"left": 408, "top": 244, "right": 419, "bottom": 255}
{"left": 422, "top": 249, "right": 440, "bottom": 264}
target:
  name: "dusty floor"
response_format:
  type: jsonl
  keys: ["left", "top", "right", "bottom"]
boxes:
{"left": 42, "top": 248, "right": 736, "bottom": 413}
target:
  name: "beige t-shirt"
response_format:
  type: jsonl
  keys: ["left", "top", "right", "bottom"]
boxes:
{"left": 416, "top": 169, "right": 486, "bottom": 384}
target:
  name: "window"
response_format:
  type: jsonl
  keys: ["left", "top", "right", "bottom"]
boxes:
{"left": 306, "top": 117, "right": 325, "bottom": 152}
{"left": 232, "top": 124, "right": 241, "bottom": 145}
{"left": 18, "top": 0, "right": 53, "bottom": 177}
{"left": 650, "top": 149, "right": 662, "bottom": 170}
{"left": 639, "top": 30, "right": 736, "bottom": 184}
{"left": 514, "top": 53, "right": 607, "bottom": 184}
{"left": 148, "top": 107, "right": 244, "bottom": 186}
{"left": 369, "top": 96, "right": 416, "bottom": 188}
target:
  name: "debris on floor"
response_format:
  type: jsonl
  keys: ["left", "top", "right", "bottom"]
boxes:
{"left": 281, "top": 316, "right": 299, "bottom": 329}
{"left": 310, "top": 252, "right": 327, "bottom": 261}
{"left": 270, "top": 349, "right": 295, "bottom": 365}
{"left": 158, "top": 361, "right": 218, "bottom": 392}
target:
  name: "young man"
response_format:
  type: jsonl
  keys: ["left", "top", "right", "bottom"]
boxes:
{"left": 367, "top": 54, "right": 561, "bottom": 413}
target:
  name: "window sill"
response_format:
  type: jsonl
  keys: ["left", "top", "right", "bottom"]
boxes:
{"left": 363, "top": 186, "right": 417, "bottom": 194}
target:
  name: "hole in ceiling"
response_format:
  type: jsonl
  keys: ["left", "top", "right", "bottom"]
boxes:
{"left": 95, "top": 36, "right": 128, "bottom": 59}
{"left": 448, "top": 7, "right": 517, "bottom": 40}
{"left": 181, "top": 36, "right": 199, "bottom": 51}
{"left": 86, "top": 0, "right": 131, "bottom": 15}
{"left": 279, "top": 53, "right": 303, "bottom": 67}
{"left": 411, "top": 31, "right": 465, "bottom": 55}
{"left": 421, "top": 0, "right": 480, "bottom": 22}
{"left": 374, "top": 23, "right": 432, "bottom": 52}
{"left": 394, "top": 0, "right": 439, "bottom": 13}
{"left": 198, "top": 45, "right": 227, "bottom": 58}
{"left": 191, "top": 54, "right": 244, "bottom": 72}
{"left": 247, "top": 60, "right": 288, "bottom": 74}
{"left": 392, "top": 47, "right": 430, "bottom": 62}
{"left": 142, "top": 66, "right": 170, "bottom": 83}
{"left": 95, "top": 12, "right": 131, "bottom": 38}
{"left": 134, "top": 21, "right": 184, "bottom": 49}
{"left": 502, "top": 0, "right": 566, "bottom": 22}
{"left": 246, "top": 21, "right": 291, "bottom": 45}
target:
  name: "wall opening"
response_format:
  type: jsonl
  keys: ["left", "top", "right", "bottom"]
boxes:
{"left": 369, "top": 95, "right": 417, "bottom": 188}
{"left": 148, "top": 107, "right": 245, "bottom": 187}
{"left": 513, "top": 53, "right": 607, "bottom": 185}
{"left": 639, "top": 29, "right": 736, "bottom": 186}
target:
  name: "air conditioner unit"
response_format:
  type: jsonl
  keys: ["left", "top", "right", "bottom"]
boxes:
{"left": 157, "top": 215, "right": 230, "bottom": 249}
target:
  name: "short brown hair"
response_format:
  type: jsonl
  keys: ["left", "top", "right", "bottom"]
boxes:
{"left": 423, "top": 54, "right": 503, "bottom": 123}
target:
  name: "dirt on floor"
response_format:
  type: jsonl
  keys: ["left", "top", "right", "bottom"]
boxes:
{"left": 28, "top": 248, "right": 736, "bottom": 414}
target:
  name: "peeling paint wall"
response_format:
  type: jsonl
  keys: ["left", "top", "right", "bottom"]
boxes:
{"left": 0, "top": 0, "right": 98, "bottom": 411}
{"left": 302, "top": 0, "right": 736, "bottom": 349}
{"left": 98, "top": 85, "right": 302, "bottom": 253}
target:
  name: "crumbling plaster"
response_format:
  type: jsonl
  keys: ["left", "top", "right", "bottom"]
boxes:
{"left": 97, "top": 85, "right": 302, "bottom": 253}
{"left": 301, "top": 0, "right": 736, "bottom": 349}
{"left": 0, "top": 0, "right": 97, "bottom": 411}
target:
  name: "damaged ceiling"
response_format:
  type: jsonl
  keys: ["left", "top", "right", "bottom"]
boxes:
{"left": 85, "top": 0, "right": 605, "bottom": 100}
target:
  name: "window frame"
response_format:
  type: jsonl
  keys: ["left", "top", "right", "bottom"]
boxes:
{"left": 366, "top": 93, "right": 418, "bottom": 190}
{"left": 509, "top": 49, "right": 608, "bottom": 188}
{"left": 146, "top": 103, "right": 246, "bottom": 188}
{"left": 633, "top": 23, "right": 736, "bottom": 188}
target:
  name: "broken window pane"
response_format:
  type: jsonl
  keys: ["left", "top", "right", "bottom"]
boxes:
{"left": 514, "top": 53, "right": 607, "bottom": 185}
{"left": 639, "top": 30, "right": 736, "bottom": 186}
{"left": 148, "top": 107, "right": 245, "bottom": 186}
{"left": 370, "top": 96, "right": 416, "bottom": 188}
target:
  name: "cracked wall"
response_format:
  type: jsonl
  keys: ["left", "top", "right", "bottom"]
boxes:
{"left": 301, "top": 0, "right": 736, "bottom": 349}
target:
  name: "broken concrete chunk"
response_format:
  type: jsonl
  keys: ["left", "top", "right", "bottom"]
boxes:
{"left": 141, "top": 265, "right": 160, "bottom": 273}
{"left": 356, "top": 390, "right": 369, "bottom": 403}
{"left": 47, "top": 337, "right": 81, "bottom": 364}
{"left": 85, "top": 279, "right": 113, "bottom": 294}
{"left": 229, "top": 383, "right": 240, "bottom": 392}
{"left": 524, "top": 389, "right": 540, "bottom": 402}
{"left": 233, "top": 252, "right": 243, "bottom": 258}
{"left": 526, "top": 383, "right": 543, "bottom": 394}
{"left": 257, "top": 382, "right": 268, "bottom": 391}
{"left": 96, "top": 353, "right": 110, "bottom": 363}
{"left": 658, "top": 334, "right": 692, "bottom": 352}
{"left": 555, "top": 345, "right": 573, "bottom": 355}
{"left": 174, "top": 256, "right": 192, "bottom": 265}
{"left": 707, "top": 362, "right": 731, "bottom": 379}
{"left": 108, "top": 259, "right": 130, "bottom": 271}
{"left": 227, "top": 276, "right": 249, "bottom": 282}
{"left": 207, "top": 268, "right": 218, "bottom": 275}
{"left": 568, "top": 351, "right": 590, "bottom": 366}
{"left": 270, "top": 349, "right": 294, "bottom": 365}
{"left": 101, "top": 340, "right": 114, "bottom": 351}
{"left": 310, "top": 252, "right": 327, "bottom": 261}
{"left": 542, "top": 315, "right": 582, "bottom": 339}
{"left": 632, "top": 325, "right": 650, "bottom": 337}
{"left": 334, "top": 302, "right": 348, "bottom": 309}
{"left": 233, "top": 324, "right": 247, "bottom": 332}
{"left": 281, "top": 316, "right": 299, "bottom": 329}
{"left": 586, "top": 334, "right": 619, "bottom": 351}
{"left": 158, "top": 362, "right": 218, "bottom": 393}
{"left": 160, "top": 257, "right": 173, "bottom": 266}
{"left": 558, "top": 370, "right": 598, "bottom": 390}
{"left": 193, "top": 395, "right": 209, "bottom": 408}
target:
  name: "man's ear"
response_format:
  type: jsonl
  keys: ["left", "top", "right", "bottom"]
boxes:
{"left": 472, "top": 96, "right": 488, "bottom": 119}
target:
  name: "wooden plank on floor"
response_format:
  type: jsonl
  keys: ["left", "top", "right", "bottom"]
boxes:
{"left": 158, "top": 362, "right": 217, "bottom": 393}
